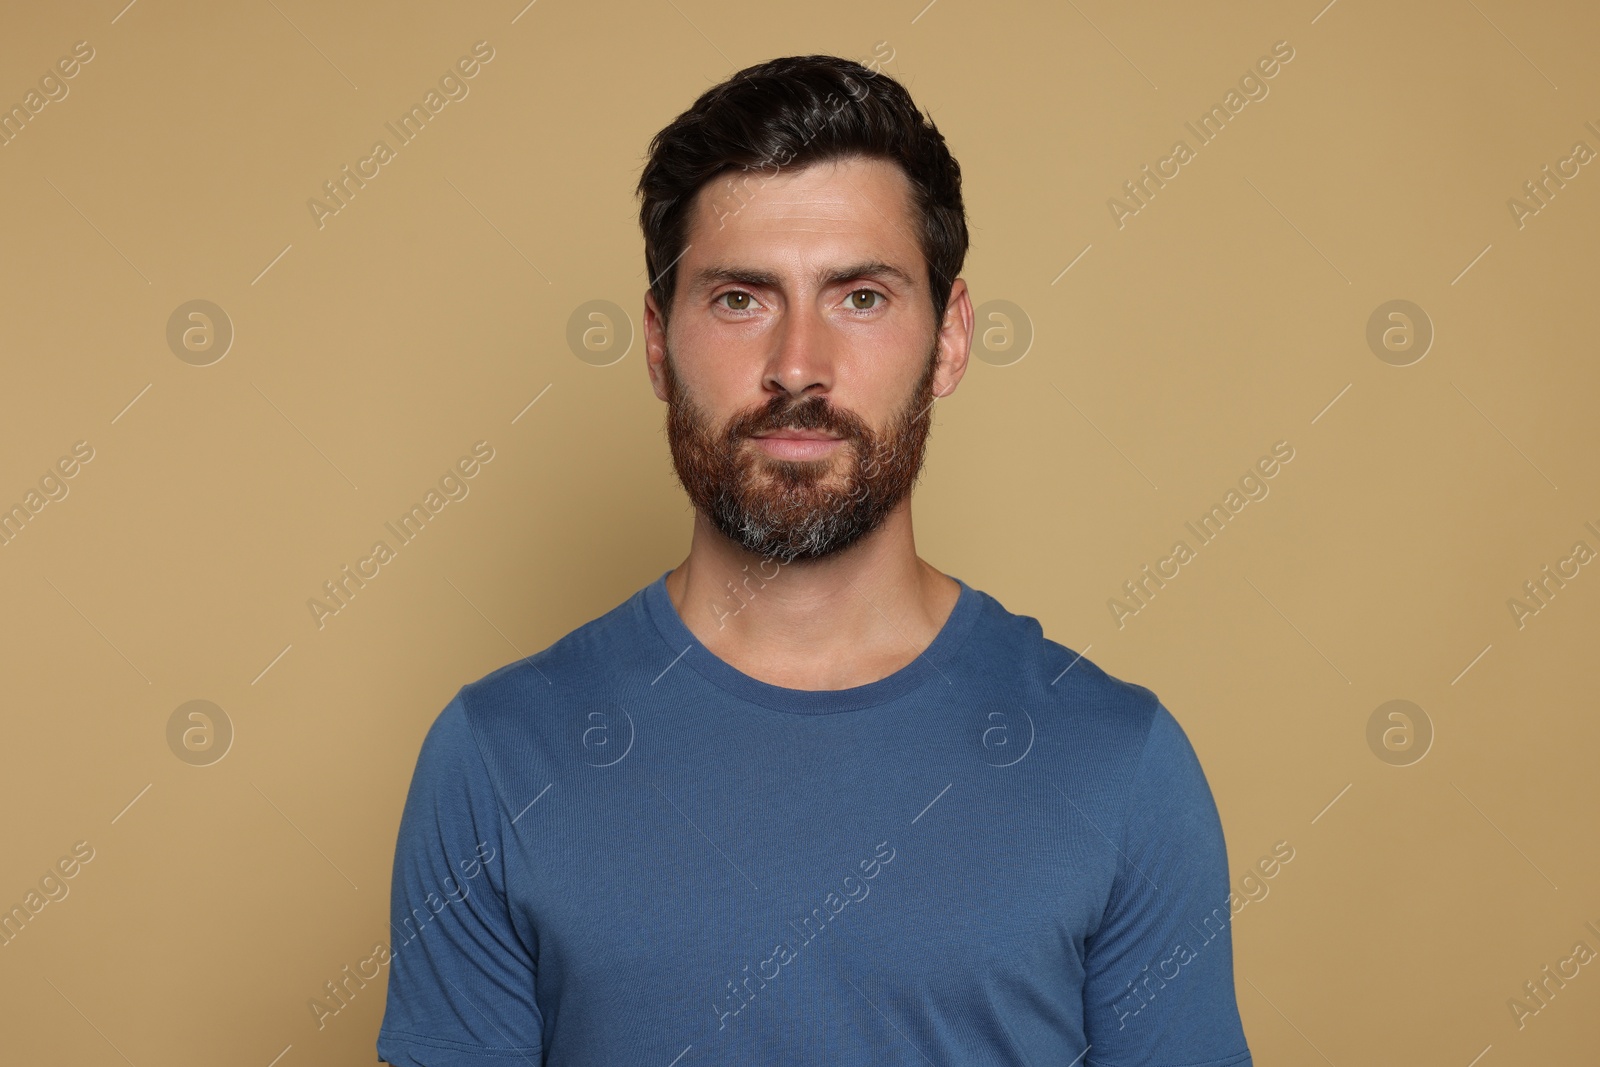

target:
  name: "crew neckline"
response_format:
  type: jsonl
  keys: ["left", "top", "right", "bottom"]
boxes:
{"left": 639, "top": 567, "right": 983, "bottom": 714}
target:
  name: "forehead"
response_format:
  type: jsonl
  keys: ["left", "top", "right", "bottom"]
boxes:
{"left": 681, "top": 155, "right": 923, "bottom": 280}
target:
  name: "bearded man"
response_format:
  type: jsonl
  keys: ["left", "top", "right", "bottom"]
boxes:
{"left": 379, "top": 53, "right": 1252, "bottom": 1067}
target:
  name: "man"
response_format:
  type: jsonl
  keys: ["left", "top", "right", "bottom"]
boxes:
{"left": 377, "top": 55, "right": 1252, "bottom": 1066}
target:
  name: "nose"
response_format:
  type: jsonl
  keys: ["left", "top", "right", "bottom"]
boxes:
{"left": 762, "top": 301, "right": 836, "bottom": 400}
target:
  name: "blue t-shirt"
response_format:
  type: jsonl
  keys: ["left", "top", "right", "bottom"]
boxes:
{"left": 377, "top": 569, "right": 1252, "bottom": 1066}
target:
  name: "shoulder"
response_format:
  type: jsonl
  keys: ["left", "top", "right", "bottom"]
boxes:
{"left": 962, "top": 581, "right": 1164, "bottom": 743}
{"left": 456, "top": 580, "right": 648, "bottom": 724}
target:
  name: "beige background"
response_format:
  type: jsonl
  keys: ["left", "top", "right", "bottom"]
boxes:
{"left": 2, "top": 0, "right": 1597, "bottom": 1063}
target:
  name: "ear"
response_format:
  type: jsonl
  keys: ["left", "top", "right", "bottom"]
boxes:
{"left": 644, "top": 288, "right": 669, "bottom": 402}
{"left": 932, "top": 277, "right": 974, "bottom": 399}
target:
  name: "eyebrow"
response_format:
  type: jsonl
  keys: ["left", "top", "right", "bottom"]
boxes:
{"left": 686, "top": 260, "right": 919, "bottom": 293}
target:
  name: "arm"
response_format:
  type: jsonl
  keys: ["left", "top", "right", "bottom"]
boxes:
{"left": 376, "top": 691, "right": 545, "bottom": 1067}
{"left": 1081, "top": 702, "right": 1252, "bottom": 1067}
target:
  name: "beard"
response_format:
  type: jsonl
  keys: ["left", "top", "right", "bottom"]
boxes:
{"left": 661, "top": 339, "right": 940, "bottom": 564}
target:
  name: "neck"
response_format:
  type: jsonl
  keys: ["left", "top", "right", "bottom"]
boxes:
{"left": 664, "top": 504, "right": 960, "bottom": 691}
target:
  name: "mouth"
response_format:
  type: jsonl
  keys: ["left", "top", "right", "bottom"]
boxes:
{"left": 749, "top": 430, "right": 846, "bottom": 459}
{"left": 751, "top": 430, "right": 843, "bottom": 441}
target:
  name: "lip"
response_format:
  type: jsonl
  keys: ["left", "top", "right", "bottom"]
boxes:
{"left": 750, "top": 432, "right": 845, "bottom": 460}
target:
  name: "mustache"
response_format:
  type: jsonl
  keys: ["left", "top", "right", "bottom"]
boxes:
{"left": 730, "top": 394, "right": 866, "bottom": 442}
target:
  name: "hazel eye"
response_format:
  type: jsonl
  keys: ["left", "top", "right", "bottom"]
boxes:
{"left": 846, "top": 289, "right": 883, "bottom": 310}
{"left": 719, "top": 291, "right": 754, "bottom": 311}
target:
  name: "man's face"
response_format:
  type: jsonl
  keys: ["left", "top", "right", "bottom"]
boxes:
{"left": 645, "top": 155, "right": 970, "bottom": 563}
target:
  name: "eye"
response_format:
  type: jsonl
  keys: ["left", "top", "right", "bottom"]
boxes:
{"left": 845, "top": 289, "right": 884, "bottom": 311}
{"left": 717, "top": 290, "right": 757, "bottom": 311}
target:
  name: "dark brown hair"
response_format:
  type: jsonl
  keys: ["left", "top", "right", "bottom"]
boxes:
{"left": 636, "top": 54, "right": 968, "bottom": 329}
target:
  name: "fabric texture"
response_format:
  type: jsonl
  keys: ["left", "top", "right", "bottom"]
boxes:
{"left": 377, "top": 569, "right": 1252, "bottom": 1066}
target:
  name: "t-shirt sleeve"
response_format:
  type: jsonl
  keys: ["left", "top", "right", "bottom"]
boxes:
{"left": 1080, "top": 701, "right": 1252, "bottom": 1067}
{"left": 377, "top": 691, "right": 545, "bottom": 1066}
